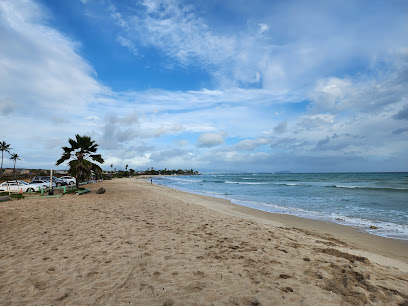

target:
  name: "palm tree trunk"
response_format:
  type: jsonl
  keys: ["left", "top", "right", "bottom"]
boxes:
{"left": 13, "top": 160, "right": 16, "bottom": 179}
{"left": 76, "top": 154, "right": 82, "bottom": 190}
{"left": 76, "top": 174, "right": 79, "bottom": 190}
{"left": 1, "top": 150, "right": 3, "bottom": 173}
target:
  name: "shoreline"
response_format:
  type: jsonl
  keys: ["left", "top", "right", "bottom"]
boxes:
{"left": 151, "top": 176, "right": 408, "bottom": 237}
{"left": 147, "top": 178, "right": 408, "bottom": 270}
{"left": 150, "top": 173, "right": 408, "bottom": 243}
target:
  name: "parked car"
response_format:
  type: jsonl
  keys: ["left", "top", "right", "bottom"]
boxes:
{"left": 59, "top": 176, "right": 76, "bottom": 185}
{"left": 32, "top": 176, "right": 67, "bottom": 187}
{"left": 30, "top": 179, "right": 56, "bottom": 188}
{"left": 0, "top": 180, "right": 47, "bottom": 193}
{"left": 27, "top": 180, "right": 49, "bottom": 191}
{"left": 52, "top": 176, "right": 68, "bottom": 187}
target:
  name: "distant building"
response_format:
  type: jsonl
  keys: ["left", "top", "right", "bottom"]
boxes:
{"left": 2, "top": 168, "right": 30, "bottom": 174}
{"left": 54, "top": 170, "right": 68, "bottom": 174}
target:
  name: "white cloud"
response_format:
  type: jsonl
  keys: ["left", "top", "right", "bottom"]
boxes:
{"left": 177, "top": 140, "right": 189, "bottom": 146}
{"left": 1, "top": 0, "right": 407, "bottom": 172}
{"left": 309, "top": 50, "right": 408, "bottom": 115}
{"left": 0, "top": 0, "right": 108, "bottom": 118}
{"left": 105, "top": 154, "right": 152, "bottom": 169}
{"left": 107, "top": 0, "right": 408, "bottom": 95}
{"left": 258, "top": 23, "right": 269, "bottom": 34}
{"left": 394, "top": 104, "right": 408, "bottom": 120}
{"left": 114, "top": 0, "right": 237, "bottom": 69}
{"left": 274, "top": 121, "right": 288, "bottom": 133}
{"left": 298, "top": 114, "right": 335, "bottom": 129}
{"left": 0, "top": 97, "right": 14, "bottom": 115}
{"left": 108, "top": 0, "right": 274, "bottom": 88}
{"left": 233, "top": 138, "right": 270, "bottom": 151}
{"left": 308, "top": 77, "right": 352, "bottom": 112}
{"left": 117, "top": 35, "right": 138, "bottom": 55}
{"left": 197, "top": 132, "right": 225, "bottom": 148}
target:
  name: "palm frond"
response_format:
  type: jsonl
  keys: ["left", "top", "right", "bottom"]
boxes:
{"left": 89, "top": 154, "right": 104, "bottom": 164}
{"left": 68, "top": 137, "right": 79, "bottom": 150}
{"left": 56, "top": 151, "right": 72, "bottom": 165}
{"left": 10, "top": 153, "right": 20, "bottom": 160}
{"left": 0, "top": 141, "right": 12, "bottom": 153}
{"left": 59, "top": 135, "right": 104, "bottom": 182}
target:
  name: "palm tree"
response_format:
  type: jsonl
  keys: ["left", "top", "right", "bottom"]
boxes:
{"left": 125, "top": 164, "right": 128, "bottom": 171}
{"left": 9, "top": 153, "right": 21, "bottom": 179}
{"left": 0, "top": 141, "right": 12, "bottom": 174}
{"left": 56, "top": 135, "right": 104, "bottom": 189}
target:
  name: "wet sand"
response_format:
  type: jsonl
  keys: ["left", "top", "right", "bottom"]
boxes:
{"left": 0, "top": 178, "right": 407, "bottom": 305}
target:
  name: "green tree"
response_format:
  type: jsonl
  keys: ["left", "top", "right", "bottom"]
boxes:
{"left": 0, "top": 141, "right": 12, "bottom": 174}
{"left": 9, "top": 153, "right": 21, "bottom": 179}
{"left": 56, "top": 135, "right": 104, "bottom": 189}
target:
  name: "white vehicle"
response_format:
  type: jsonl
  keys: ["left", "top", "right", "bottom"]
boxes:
{"left": 59, "top": 176, "right": 76, "bottom": 185}
{"left": 32, "top": 176, "right": 67, "bottom": 187}
{"left": 31, "top": 179, "right": 56, "bottom": 188}
{"left": 0, "top": 180, "right": 47, "bottom": 193}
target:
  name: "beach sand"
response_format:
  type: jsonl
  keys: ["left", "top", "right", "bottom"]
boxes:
{"left": 0, "top": 178, "right": 407, "bottom": 305}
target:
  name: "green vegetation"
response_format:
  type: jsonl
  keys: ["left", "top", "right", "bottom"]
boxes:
{"left": 56, "top": 135, "right": 104, "bottom": 189}
{"left": 107, "top": 168, "right": 199, "bottom": 178}
{"left": 0, "top": 141, "right": 12, "bottom": 174}
{"left": 0, "top": 192, "right": 24, "bottom": 200}
{"left": 144, "top": 168, "right": 199, "bottom": 175}
{"left": 65, "top": 187, "right": 85, "bottom": 194}
{"left": 10, "top": 193, "right": 24, "bottom": 200}
{"left": 9, "top": 153, "right": 21, "bottom": 179}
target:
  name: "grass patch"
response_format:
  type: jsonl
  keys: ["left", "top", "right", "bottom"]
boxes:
{"left": 65, "top": 187, "right": 85, "bottom": 194}
{"left": 10, "top": 194, "right": 25, "bottom": 200}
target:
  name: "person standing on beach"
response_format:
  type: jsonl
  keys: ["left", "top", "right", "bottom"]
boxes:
{"left": 151, "top": 179, "right": 152, "bottom": 184}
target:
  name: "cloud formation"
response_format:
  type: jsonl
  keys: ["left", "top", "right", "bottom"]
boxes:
{"left": 1, "top": 0, "right": 407, "bottom": 172}
{"left": 197, "top": 133, "right": 225, "bottom": 148}
{"left": 108, "top": 0, "right": 408, "bottom": 94}
{"left": 0, "top": 1, "right": 107, "bottom": 117}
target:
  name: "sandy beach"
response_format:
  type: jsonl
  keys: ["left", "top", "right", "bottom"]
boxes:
{"left": 0, "top": 178, "right": 407, "bottom": 305}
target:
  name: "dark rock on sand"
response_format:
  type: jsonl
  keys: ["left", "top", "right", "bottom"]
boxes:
{"left": 96, "top": 187, "right": 106, "bottom": 194}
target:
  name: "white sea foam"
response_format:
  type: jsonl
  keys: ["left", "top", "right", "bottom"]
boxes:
{"left": 327, "top": 213, "right": 408, "bottom": 240}
{"left": 234, "top": 200, "right": 408, "bottom": 240}
{"left": 225, "top": 181, "right": 268, "bottom": 185}
{"left": 201, "top": 190, "right": 230, "bottom": 196}
{"left": 274, "top": 182, "right": 313, "bottom": 187}
{"left": 154, "top": 172, "right": 408, "bottom": 240}
{"left": 164, "top": 177, "right": 203, "bottom": 183}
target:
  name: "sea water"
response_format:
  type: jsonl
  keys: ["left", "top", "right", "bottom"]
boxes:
{"left": 152, "top": 173, "right": 408, "bottom": 240}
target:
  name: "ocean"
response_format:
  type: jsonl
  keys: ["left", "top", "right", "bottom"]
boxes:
{"left": 152, "top": 172, "right": 408, "bottom": 241}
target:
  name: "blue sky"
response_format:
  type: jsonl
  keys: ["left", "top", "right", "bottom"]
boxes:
{"left": 1, "top": 0, "right": 407, "bottom": 172}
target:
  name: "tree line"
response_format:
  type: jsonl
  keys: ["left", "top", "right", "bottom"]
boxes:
{"left": 2, "top": 135, "right": 199, "bottom": 188}
{"left": 56, "top": 135, "right": 199, "bottom": 188}
{"left": 142, "top": 168, "right": 199, "bottom": 175}
{"left": 0, "top": 141, "right": 21, "bottom": 178}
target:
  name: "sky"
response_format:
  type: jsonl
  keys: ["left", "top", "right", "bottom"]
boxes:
{"left": 1, "top": 0, "right": 407, "bottom": 173}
